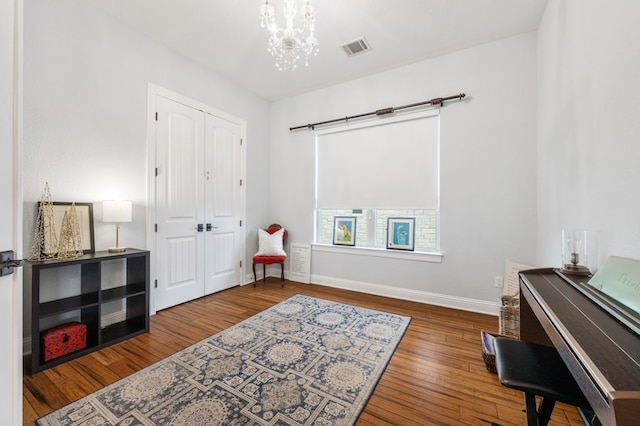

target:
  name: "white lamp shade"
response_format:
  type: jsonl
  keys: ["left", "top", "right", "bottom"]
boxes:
{"left": 103, "top": 200, "right": 132, "bottom": 223}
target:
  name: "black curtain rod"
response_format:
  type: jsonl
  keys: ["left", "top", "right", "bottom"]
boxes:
{"left": 289, "top": 92, "right": 466, "bottom": 131}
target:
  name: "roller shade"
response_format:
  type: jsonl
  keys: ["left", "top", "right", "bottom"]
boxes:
{"left": 316, "top": 110, "right": 439, "bottom": 210}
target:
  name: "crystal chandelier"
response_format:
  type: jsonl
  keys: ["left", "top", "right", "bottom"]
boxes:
{"left": 259, "top": 0, "right": 319, "bottom": 71}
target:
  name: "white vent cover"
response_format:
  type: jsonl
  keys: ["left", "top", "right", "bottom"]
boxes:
{"left": 339, "top": 37, "right": 371, "bottom": 57}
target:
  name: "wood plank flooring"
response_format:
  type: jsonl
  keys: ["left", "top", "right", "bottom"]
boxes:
{"left": 23, "top": 280, "right": 585, "bottom": 425}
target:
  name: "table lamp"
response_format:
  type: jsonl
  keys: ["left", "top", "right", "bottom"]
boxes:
{"left": 103, "top": 200, "right": 132, "bottom": 253}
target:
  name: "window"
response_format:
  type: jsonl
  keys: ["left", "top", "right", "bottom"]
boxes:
{"left": 315, "top": 110, "right": 440, "bottom": 251}
{"left": 317, "top": 209, "right": 438, "bottom": 250}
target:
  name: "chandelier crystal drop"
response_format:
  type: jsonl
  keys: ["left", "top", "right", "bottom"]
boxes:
{"left": 259, "top": 0, "right": 319, "bottom": 71}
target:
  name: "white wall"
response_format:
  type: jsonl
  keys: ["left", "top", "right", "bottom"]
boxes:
{"left": 537, "top": 0, "right": 640, "bottom": 269}
{"left": 22, "top": 0, "right": 271, "bottom": 337}
{"left": 28, "top": 0, "right": 639, "bottom": 320}
{"left": 23, "top": 0, "right": 270, "bottom": 270}
{"left": 270, "top": 33, "right": 539, "bottom": 312}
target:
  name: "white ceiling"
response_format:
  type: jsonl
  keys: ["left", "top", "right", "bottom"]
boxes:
{"left": 88, "top": 0, "right": 548, "bottom": 101}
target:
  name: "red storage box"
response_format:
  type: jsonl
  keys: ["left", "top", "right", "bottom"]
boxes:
{"left": 41, "top": 322, "right": 87, "bottom": 362}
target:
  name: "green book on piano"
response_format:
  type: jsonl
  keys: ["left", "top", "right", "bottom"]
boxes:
{"left": 588, "top": 256, "right": 640, "bottom": 314}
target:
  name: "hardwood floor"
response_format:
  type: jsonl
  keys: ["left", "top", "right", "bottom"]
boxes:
{"left": 23, "top": 280, "right": 585, "bottom": 425}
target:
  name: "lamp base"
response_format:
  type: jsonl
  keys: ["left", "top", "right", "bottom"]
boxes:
{"left": 561, "top": 263, "right": 591, "bottom": 276}
{"left": 108, "top": 247, "right": 126, "bottom": 253}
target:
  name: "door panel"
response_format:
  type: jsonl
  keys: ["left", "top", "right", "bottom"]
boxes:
{"left": 205, "top": 230, "right": 237, "bottom": 294}
{"left": 155, "top": 96, "right": 205, "bottom": 310}
{"left": 204, "top": 115, "right": 242, "bottom": 294}
{"left": 167, "top": 237, "right": 198, "bottom": 287}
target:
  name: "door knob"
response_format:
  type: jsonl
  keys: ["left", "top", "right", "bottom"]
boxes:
{"left": 1, "top": 250, "right": 25, "bottom": 277}
{"left": 197, "top": 224, "right": 204, "bottom": 232}
{"left": 206, "top": 223, "right": 212, "bottom": 231}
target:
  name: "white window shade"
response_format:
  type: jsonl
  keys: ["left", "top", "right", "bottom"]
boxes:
{"left": 316, "top": 110, "right": 439, "bottom": 210}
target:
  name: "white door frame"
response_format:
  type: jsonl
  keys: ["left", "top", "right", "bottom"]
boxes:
{"left": 2, "top": 0, "right": 23, "bottom": 424}
{"left": 146, "top": 83, "right": 246, "bottom": 314}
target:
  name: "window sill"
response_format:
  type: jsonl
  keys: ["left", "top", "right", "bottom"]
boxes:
{"left": 311, "top": 244, "right": 443, "bottom": 263}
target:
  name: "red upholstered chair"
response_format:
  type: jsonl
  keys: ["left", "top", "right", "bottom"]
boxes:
{"left": 252, "top": 224, "right": 287, "bottom": 287}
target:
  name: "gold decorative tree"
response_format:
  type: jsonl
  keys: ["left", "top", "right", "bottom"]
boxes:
{"left": 57, "top": 203, "right": 83, "bottom": 259}
{"left": 28, "top": 183, "right": 58, "bottom": 261}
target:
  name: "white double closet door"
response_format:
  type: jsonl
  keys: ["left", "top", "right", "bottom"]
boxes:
{"left": 154, "top": 94, "right": 244, "bottom": 311}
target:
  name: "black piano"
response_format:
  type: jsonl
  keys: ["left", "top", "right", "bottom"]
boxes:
{"left": 520, "top": 268, "right": 640, "bottom": 426}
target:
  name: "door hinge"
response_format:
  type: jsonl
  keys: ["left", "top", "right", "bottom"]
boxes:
{"left": 239, "top": 220, "right": 242, "bottom": 227}
{"left": 240, "top": 138, "right": 243, "bottom": 146}
{"left": 239, "top": 260, "right": 242, "bottom": 268}
{"left": 155, "top": 224, "right": 158, "bottom": 232}
{"left": 155, "top": 279, "right": 158, "bottom": 289}
{"left": 155, "top": 112, "right": 158, "bottom": 121}
{"left": 155, "top": 167, "right": 158, "bottom": 177}
{"left": 239, "top": 179, "right": 242, "bottom": 186}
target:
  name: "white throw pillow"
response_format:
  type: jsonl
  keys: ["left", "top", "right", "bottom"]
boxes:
{"left": 255, "top": 228, "right": 286, "bottom": 256}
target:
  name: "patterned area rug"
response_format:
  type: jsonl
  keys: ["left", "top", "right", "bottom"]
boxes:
{"left": 37, "top": 294, "right": 411, "bottom": 425}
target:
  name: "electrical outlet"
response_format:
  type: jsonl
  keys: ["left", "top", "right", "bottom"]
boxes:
{"left": 494, "top": 276, "right": 504, "bottom": 288}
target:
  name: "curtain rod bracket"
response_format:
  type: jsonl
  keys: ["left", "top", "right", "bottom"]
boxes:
{"left": 376, "top": 107, "right": 394, "bottom": 116}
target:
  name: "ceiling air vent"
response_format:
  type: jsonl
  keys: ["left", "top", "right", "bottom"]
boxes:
{"left": 340, "top": 37, "right": 371, "bottom": 57}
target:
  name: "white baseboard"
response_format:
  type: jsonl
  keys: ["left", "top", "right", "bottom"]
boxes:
{"left": 244, "top": 268, "right": 280, "bottom": 285}
{"left": 309, "top": 274, "right": 499, "bottom": 316}
{"left": 101, "top": 310, "right": 127, "bottom": 328}
{"left": 318, "top": 275, "right": 500, "bottom": 316}
{"left": 245, "top": 270, "right": 499, "bottom": 316}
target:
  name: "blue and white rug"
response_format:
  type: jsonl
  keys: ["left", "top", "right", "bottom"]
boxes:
{"left": 37, "top": 294, "right": 411, "bottom": 425}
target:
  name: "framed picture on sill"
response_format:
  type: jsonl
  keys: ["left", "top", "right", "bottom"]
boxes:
{"left": 386, "top": 217, "right": 415, "bottom": 251}
{"left": 333, "top": 216, "right": 356, "bottom": 246}
{"left": 39, "top": 201, "right": 95, "bottom": 255}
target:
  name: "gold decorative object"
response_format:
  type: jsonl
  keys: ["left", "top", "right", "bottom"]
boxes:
{"left": 57, "top": 203, "right": 83, "bottom": 259}
{"left": 28, "top": 183, "right": 58, "bottom": 261}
